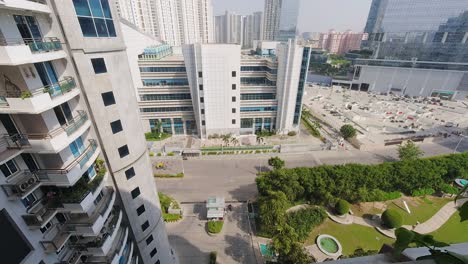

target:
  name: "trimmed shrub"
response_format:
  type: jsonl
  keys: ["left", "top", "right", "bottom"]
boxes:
{"left": 288, "top": 131, "right": 297, "bottom": 136}
{"left": 167, "top": 152, "right": 175, "bottom": 156}
{"left": 411, "top": 188, "right": 435, "bottom": 197}
{"left": 381, "top": 209, "right": 403, "bottom": 229}
{"left": 163, "top": 214, "right": 181, "bottom": 222}
{"left": 154, "top": 173, "right": 184, "bottom": 178}
{"left": 207, "top": 221, "right": 224, "bottom": 234}
{"left": 209, "top": 251, "right": 217, "bottom": 264}
{"left": 335, "top": 199, "right": 350, "bottom": 215}
{"left": 340, "top": 124, "right": 357, "bottom": 139}
{"left": 439, "top": 183, "right": 458, "bottom": 195}
{"left": 149, "top": 152, "right": 155, "bottom": 157}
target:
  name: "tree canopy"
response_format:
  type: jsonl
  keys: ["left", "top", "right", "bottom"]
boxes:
{"left": 398, "top": 140, "right": 424, "bottom": 160}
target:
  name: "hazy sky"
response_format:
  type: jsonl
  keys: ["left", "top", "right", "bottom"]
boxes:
{"left": 212, "top": 0, "right": 372, "bottom": 33}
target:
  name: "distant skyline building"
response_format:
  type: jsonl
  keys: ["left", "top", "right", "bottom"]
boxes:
{"left": 319, "top": 30, "right": 367, "bottom": 54}
{"left": 353, "top": 0, "right": 468, "bottom": 100}
{"left": 263, "top": 0, "right": 300, "bottom": 41}
{"left": 214, "top": 11, "right": 244, "bottom": 45}
{"left": 242, "top": 11, "right": 263, "bottom": 49}
{"left": 116, "top": 0, "right": 214, "bottom": 46}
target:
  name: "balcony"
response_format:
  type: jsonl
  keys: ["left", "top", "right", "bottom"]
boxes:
{"left": 0, "top": 76, "right": 79, "bottom": 114}
{"left": 0, "top": 133, "right": 30, "bottom": 163}
{"left": 0, "top": 0, "right": 51, "bottom": 13}
{"left": 114, "top": 239, "right": 133, "bottom": 264}
{"left": 0, "top": 170, "right": 42, "bottom": 199}
{"left": 0, "top": 37, "right": 66, "bottom": 66}
{"left": 27, "top": 111, "right": 92, "bottom": 153}
{"left": 40, "top": 190, "right": 117, "bottom": 253}
{"left": 21, "top": 195, "right": 64, "bottom": 228}
{"left": 35, "top": 139, "right": 100, "bottom": 187}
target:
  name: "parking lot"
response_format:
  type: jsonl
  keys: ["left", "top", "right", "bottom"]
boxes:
{"left": 166, "top": 203, "right": 257, "bottom": 264}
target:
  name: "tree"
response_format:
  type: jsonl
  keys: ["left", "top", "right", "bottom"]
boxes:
{"left": 394, "top": 227, "right": 468, "bottom": 264}
{"left": 268, "top": 156, "right": 285, "bottom": 170}
{"left": 398, "top": 140, "right": 424, "bottom": 160}
{"left": 335, "top": 199, "right": 350, "bottom": 216}
{"left": 152, "top": 120, "right": 163, "bottom": 137}
{"left": 230, "top": 137, "right": 239, "bottom": 146}
{"left": 340, "top": 124, "right": 357, "bottom": 139}
{"left": 256, "top": 135, "right": 264, "bottom": 145}
{"left": 258, "top": 191, "right": 289, "bottom": 234}
{"left": 381, "top": 209, "right": 403, "bottom": 229}
{"left": 221, "top": 134, "right": 232, "bottom": 146}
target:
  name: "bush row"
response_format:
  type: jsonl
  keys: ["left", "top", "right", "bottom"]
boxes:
{"left": 287, "top": 207, "right": 327, "bottom": 241}
{"left": 256, "top": 152, "right": 468, "bottom": 204}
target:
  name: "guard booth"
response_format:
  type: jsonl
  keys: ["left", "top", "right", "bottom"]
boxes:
{"left": 206, "top": 197, "right": 225, "bottom": 220}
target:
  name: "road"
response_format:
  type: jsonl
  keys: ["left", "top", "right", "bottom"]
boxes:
{"left": 155, "top": 138, "right": 468, "bottom": 203}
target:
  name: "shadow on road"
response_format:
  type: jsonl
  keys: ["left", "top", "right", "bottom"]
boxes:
{"left": 224, "top": 233, "right": 256, "bottom": 263}
{"left": 228, "top": 183, "right": 258, "bottom": 202}
{"left": 168, "top": 234, "right": 208, "bottom": 264}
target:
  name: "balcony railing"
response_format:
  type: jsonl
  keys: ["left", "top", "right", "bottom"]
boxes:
{"left": 0, "top": 37, "right": 62, "bottom": 53}
{"left": 27, "top": 111, "right": 89, "bottom": 140}
{"left": 22, "top": 195, "right": 63, "bottom": 227}
{"left": 0, "top": 133, "right": 30, "bottom": 149}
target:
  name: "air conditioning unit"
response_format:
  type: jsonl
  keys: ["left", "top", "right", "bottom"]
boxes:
{"left": 18, "top": 177, "right": 37, "bottom": 192}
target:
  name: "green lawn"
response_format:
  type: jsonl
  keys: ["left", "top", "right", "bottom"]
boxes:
{"left": 306, "top": 219, "right": 394, "bottom": 256}
{"left": 349, "top": 196, "right": 451, "bottom": 225}
{"left": 145, "top": 132, "right": 171, "bottom": 141}
{"left": 430, "top": 211, "right": 468, "bottom": 244}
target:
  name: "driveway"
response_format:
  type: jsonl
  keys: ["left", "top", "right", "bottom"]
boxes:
{"left": 167, "top": 203, "right": 256, "bottom": 264}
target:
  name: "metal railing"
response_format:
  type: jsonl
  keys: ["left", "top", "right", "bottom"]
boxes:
{"left": 0, "top": 37, "right": 62, "bottom": 53}
{"left": 0, "top": 133, "right": 30, "bottom": 149}
{"left": 0, "top": 76, "right": 76, "bottom": 102}
{"left": 27, "top": 111, "right": 88, "bottom": 140}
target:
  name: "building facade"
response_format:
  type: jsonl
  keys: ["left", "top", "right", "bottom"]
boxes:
{"left": 263, "top": 0, "right": 300, "bottom": 41}
{"left": 117, "top": 0, "right": 214, "bottom": 46}
{"left": 124, "top": 38, "right": 311, "bottom": 138}
{"left": 0, "top": 0, "right": 176, "bottom": 264}
{"left": 319, "top": 30, "right": 367, "bottom": 54}
{"left": 242, "top": 12, "right": 263, "bottom": 49}
{"left": 354, "top": 0, "right": 468, "bottom": 99}
{"left": 214, "top": 11, "right": 244, "bottom": 45}
{"left": 262, "top": 0, "right": 281, "bottom": 41}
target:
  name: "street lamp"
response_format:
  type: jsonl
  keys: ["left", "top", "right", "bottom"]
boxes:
{"left": 454, "top": 134, "right": 467, "bottom": 153}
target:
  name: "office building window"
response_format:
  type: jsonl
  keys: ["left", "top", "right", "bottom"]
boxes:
{"left": 199, "top": 85, "right": 203, "bottom": 91}
{"left": 201, "top": 109, "right": 205, "bottom": 114}
{"left": 0, "top": 159, "right": 18, "bottom": 177}
{"left": 140, "top": 107, "right": 193, "bottom": 113}
{"left": 232, "top": 96, "right": 236, "bottom": 102}
{"left": 91, "top": 58, "right": 107, "bottom": 74}
{"left": 155, "top": 260, "right": 160, "bottom": 264}
{"left": 232, "top": 119, "right": 236, "bottom": 124}
{"left": 232, "top": 108, "right": 236, "bottom": 113}
{"left": 118, "top": 145, "right": 129, "bottom": 158}
{"left": 200, "top": 97, "right": 204, "bottom": 103}
{"left": 72, "top": 0, "right": 116, "bottom": 37}
{"left": 232, "top": 84, "right": 236, "bottom": 90}
{"left": 146, "top": 235, "right": 154, "bottom": 245}
{"left": 198, "top": 72, "right": 202, "bottom": 78}
{"left": 136, "top": 205, "right": 146, "bottom": 216}
{"left": 150, "top": 248, "right": 157, "bottom": 258}
{"left": 141, "top": 220, "right": 149, "bottom": 231}
{"left": 101, "top": 91, "right": 115, "bottom": 106}
{"left": 232, "top": 71, "right": 236, "bottom": 77}
{"left": 110, "top": 120, "right": 123, "bottom": 134}
{"left": 202, "top": 120, "right": 206, "bottom": 126}
{"left": 140, "top": 94, "right": 191, "bottom": 101}
{"left": 131, "top": 187, "right": 140, "bottom": 199}
{"left": 125, "top": 167, "right": 135, "bottom": 180}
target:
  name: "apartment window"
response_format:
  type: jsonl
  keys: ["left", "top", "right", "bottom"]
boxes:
{"left": 140, "top": 107, "right": 193, "bottom": 113}
{"left": 232, "top": 96, "right": 236, "bottom": 102}
{"left": 125, "top": 168, "right": 135, "bottom": 180}
{"left": 155, "top": 261, "right": 160, "bottom": 264}
{"left": 72, "top": 0, "right": 116, "bottom": 37}
{"left": 141, "top": 220, "right": 149, "bottom": 231}
{"left": 232, "top": 108, "right": 236, "bottom": 114}
{"left": 39, "top": 222, "right": 52, "bottom": 234}
{"left": 0, "top": 159, "right": 18, "bottom": 177}
{"left": 232, "top": 71, "right": 237, "bottom": 77}
{"left": 136, "top": 205, "right": 146, "bottom": 216}
{"left": 91, "top": 58, "right": 107, "bottom": 74}
{"left": 199, "top": 85, "right": 203, "bottom": 91}
{"left": 201, "top": 109, "right": 205, "bottom": 114}
{"left": 140, "top": 94, "right": 191, "bottom": 101}
{"left": 198, "top": 72, "right": 202, "bottom": 78}
{"left": 110, "top": 120, "right": 123, "bottom": 134}
{"left": 118, "top": 145, "right": 129, "bottom": 158}
{"left": 200, "top": 97, "right": 204, "bottom": 103}
{"left": 202, "top": 120, "right": 206, "bottom": 126}
{"left": 146, "top": 235, "right": 154, "bottom": 245}
{"left": 150, "top": 248, "right": 157, "bottom": 258}
{"left": 232, "top": 84, "right": 236, "bottom": 90}
{"left": 232, "top": 119, "right": 236, "bottom": 125}
{"left": 101, "top": 91, "right": 116, "bottom": 106}
{"left": 131, "top": 187, "right": 140, "bottom": 199}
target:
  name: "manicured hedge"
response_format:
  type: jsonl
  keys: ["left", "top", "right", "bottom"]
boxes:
{"left": 256, "top": 152, "right": 468, "bottom": 204}
{"left": 287, "top": 207, "right": 327, "bottom": 241}
{"left": 335, "top": 199, "right": 350, "bottom": 215}
{"left": 207, "top": 221, "right": 224, "bottom": 234}
{"left": 381, "top": 209, "right": 403, "bottom": 229}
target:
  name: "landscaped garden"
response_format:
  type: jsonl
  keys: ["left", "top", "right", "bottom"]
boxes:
{"left": 254, "top": 152, "right": 468, "bottom": 263}
{"left": 159, "top": 192, "right": 182, "bottom": 222}
{"left": 207, "top": 220, "right": 224, "bottom": 234}
{"left": 145, "top": 131, "right": 171, "bottom": 141}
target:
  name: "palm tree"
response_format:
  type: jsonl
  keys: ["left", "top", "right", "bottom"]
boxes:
{"left": 221, "top": 134, "right": 231, "bottom": 146}
{"left": 152, "top": 120, "right": 163, "bottom": 137}
{"left": 231, "top": 138, "right": 239, "bottom": 146}
{"left": 256, "top": 136, "right": 264, "bottom": 145}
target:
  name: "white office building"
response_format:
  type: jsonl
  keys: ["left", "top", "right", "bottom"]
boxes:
{"left": 122, "top": 25, "right": 311, "bottom": 138}
{"left": 0, "top": 1, "right": 176, "bottom": 264}
{"left": 117, "top": 0, "right": 214, "bottom": 46}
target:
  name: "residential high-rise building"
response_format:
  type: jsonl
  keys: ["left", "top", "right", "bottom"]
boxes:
{"left": 122, "top": 36, "right": 311, "bottom": 137}
{"left": 0, "top": 1, "right": 176, "bottom": 264}
{"left": 214, "top": 11, "right": 244, "bottom": 45}
{"left": 117, "top": 0, "right": 214, "bottom": 46}
{"left": 242, "top": 12, "right": 263, "bottom": 49}
{"left": 353, "top": 0, "right": 468, "bottom": 99}
{"left": 319, "top": 30, "right": 368, "bottom": 54}
{"left": 263, "top": 0, "right": 300, "bottom": 41}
